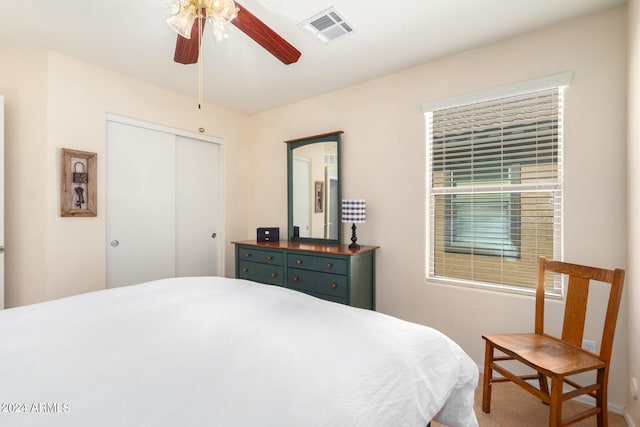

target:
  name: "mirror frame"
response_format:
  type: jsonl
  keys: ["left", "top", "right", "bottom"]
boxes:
{"left": 285, "top": 131, "right": 343, "bottom": 244}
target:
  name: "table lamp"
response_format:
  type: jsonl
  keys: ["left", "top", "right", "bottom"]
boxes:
{"left": 342, "top": 199, "right": 366, "bottom": 249}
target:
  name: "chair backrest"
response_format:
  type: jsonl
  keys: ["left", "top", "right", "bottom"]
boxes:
{"left": 534, "top": 257, "right": 625, "bottom": 363}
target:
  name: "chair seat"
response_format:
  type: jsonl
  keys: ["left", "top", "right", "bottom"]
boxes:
{"left": 483, "top": 333, "right": 605, "bottom": 377}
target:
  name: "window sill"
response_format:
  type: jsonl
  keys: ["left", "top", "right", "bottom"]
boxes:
{"left": 425, "top": 276, "right": 563, "bottom": 300}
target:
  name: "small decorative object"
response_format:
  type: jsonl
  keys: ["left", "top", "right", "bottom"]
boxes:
{"left": 314, "top": 181, "right": 324, "bottom": 213}
{"left": 257, "top": 227, "right": 280, "bottom": 242}
{"left": 61, "top": 148, "right": 97, "bottom": 217}
{"left": 342, "top": 199, "right": 366, "bottom": 249}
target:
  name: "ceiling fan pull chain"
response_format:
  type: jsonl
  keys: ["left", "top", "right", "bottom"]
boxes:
{"left": 198, "top": 10, "right": 205, "bottom": 134}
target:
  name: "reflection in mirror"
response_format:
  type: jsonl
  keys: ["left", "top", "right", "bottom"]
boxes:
{"left": 292, "top": 142, "right": 338, "bottom": 239}
{"left": 286, "top": 132, "right": 342, "bottom": 243}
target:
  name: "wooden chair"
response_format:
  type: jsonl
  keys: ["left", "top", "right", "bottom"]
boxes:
{"left": 482, "top": 257, "right": 625, "bottom": 427}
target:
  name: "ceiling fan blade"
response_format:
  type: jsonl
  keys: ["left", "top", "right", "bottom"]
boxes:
{"left": 232, "top": 2, "right": 301, "bottom": 65}
{"left": 174, "top": 17, "right": 207, "bottom": 64}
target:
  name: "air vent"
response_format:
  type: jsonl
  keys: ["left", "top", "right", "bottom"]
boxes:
{"left": 299, "top": 6, "right": 355, "bottom": 43}
{"left": 324, "top": 154, "right": 337, "bottom": 165}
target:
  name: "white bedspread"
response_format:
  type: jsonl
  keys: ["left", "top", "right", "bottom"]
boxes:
{"left": 0, "top": 277, "right": 478, "bottom": 426}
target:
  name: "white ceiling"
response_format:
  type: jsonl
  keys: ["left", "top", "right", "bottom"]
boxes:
{"left": 0, "top": 0, "right": 626, "bottom": 114}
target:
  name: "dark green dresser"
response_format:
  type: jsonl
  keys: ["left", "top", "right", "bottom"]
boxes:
{"left": 232, "top": 240, "right": 378, "bottom": 309}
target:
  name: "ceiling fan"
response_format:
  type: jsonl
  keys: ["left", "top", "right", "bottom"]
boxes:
{"left": 167, "top": 0, "right": 301, "bottom": 65}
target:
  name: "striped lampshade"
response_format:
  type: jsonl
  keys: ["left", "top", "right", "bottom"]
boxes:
{"left": 342, "top": 199, "right": 366, "bottom": 223}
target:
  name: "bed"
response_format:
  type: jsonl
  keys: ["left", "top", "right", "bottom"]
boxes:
{"left": 0, "top": 277, "right": 478, "bottom": 426}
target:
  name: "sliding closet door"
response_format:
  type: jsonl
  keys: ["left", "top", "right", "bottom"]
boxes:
{"left": 175, "top": 136, "right": 220, "bottom": 276}
{"left": 107, "top": 119, "right": 221, "bottom": 288}
{"left": 107, "top": 121, "right": 176, "bottom": 288}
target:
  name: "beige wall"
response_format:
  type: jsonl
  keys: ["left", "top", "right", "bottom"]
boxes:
{"left": 628, "top": 0, "right": 640, "bottom": 425}
{"left": 250, "top": 7, "right": 630, "bottom": 410}
{"left": 0, "top": 3, "right": 634, "bottom": 419}
{"left": 0, "top": 48, "right": 252, "bottom": 306}
{"left": 0, "top": 47, "right": 49, "bottom": 305}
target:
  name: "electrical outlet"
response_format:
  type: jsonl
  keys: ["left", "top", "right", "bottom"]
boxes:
{"left": 582, "top": 339, "right": 597, "bottom": 353}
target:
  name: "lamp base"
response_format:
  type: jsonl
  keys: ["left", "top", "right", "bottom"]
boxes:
{"left": 349, "top": 223, "right": 361, "bottom": 250}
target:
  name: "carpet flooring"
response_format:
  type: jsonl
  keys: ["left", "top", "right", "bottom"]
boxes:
{"left": 433, "top": 374, "right": 628, "bottom": 426}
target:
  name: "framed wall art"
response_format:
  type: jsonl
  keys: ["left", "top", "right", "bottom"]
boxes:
{"left": 314, "top": 180, "right": 324, "bottom": 213}
{"left": 61, "top": 148, "right": 97, "bottom": 217}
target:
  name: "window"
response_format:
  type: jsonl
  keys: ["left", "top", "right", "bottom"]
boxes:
{"left": 446, "top": 182, "right": 520, "bottom": 259}
{"left": 424, "top": 74, "right": 570, "bottom": 294}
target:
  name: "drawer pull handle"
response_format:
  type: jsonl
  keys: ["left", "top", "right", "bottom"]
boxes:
{"left": 242, "top": 268, "right": 248, "bottom": 272}
{"left": 331, "top": 283, "right": 337, "bottom": 289}
{"left": 296, "top": 259, "right": 302, "bottom": 265}
{"left": 292, "top": 276, "right": 299, "bottom": 282}
{"left": 271, "top": 273, "right": 277, "bottom": 278}
{"left": 326, "top": 263, "right": 332, "bottom": 269}
{"left": 267, "top": 256, "right": 273, "bottom": 260}
{"left": 245, "top": 253, "right": 251, "bottom": 257}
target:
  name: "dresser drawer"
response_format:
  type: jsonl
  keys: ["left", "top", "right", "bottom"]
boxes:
{"left": 238, "top": 260, "right": 284, "bottom": 286}
{"left": 233, "top": 240, "right": 377, "bottom": 310}
{"left": 304, "top": 291, "right": 347, "bottom": 305}
{"left": 287, "top": 268, "right": 347, "bottom": 299}
{"left": 238, "top": 247, "right": 284, "bottom": 266}
{"left": 287, "top": 253, "right": 347, "bottom": 275}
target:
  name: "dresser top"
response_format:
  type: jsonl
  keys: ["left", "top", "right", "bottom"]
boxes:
{"left": 232, "top": 240, "right": 379, "bottom": 256}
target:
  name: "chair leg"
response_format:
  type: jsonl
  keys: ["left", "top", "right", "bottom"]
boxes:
{"left": 538, "top": 373, "right": 550, "bottom": 405}
{"left": 596, "top": 368, "right": 607, "bottom": 427}
{"left": 482, "top": 340, "right": 493, "bottom": 413}
{"left": 549, "top": 376, "right": 563, "bottom": 427}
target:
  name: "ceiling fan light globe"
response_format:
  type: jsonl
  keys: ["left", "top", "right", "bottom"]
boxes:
{"left": 167, "top": 8, "right": 196, "bottom": 39}
{"left": 209, "top": 0, "right": 238, "bottom": 22}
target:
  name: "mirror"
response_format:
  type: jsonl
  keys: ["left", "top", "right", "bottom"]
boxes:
{"left": 286, "top": 131, "right": 342, "bottom": 243}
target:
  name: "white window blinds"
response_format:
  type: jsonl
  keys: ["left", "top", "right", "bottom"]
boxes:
{"left": 426, "top": 83, "right": 565, "bottom": 294}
